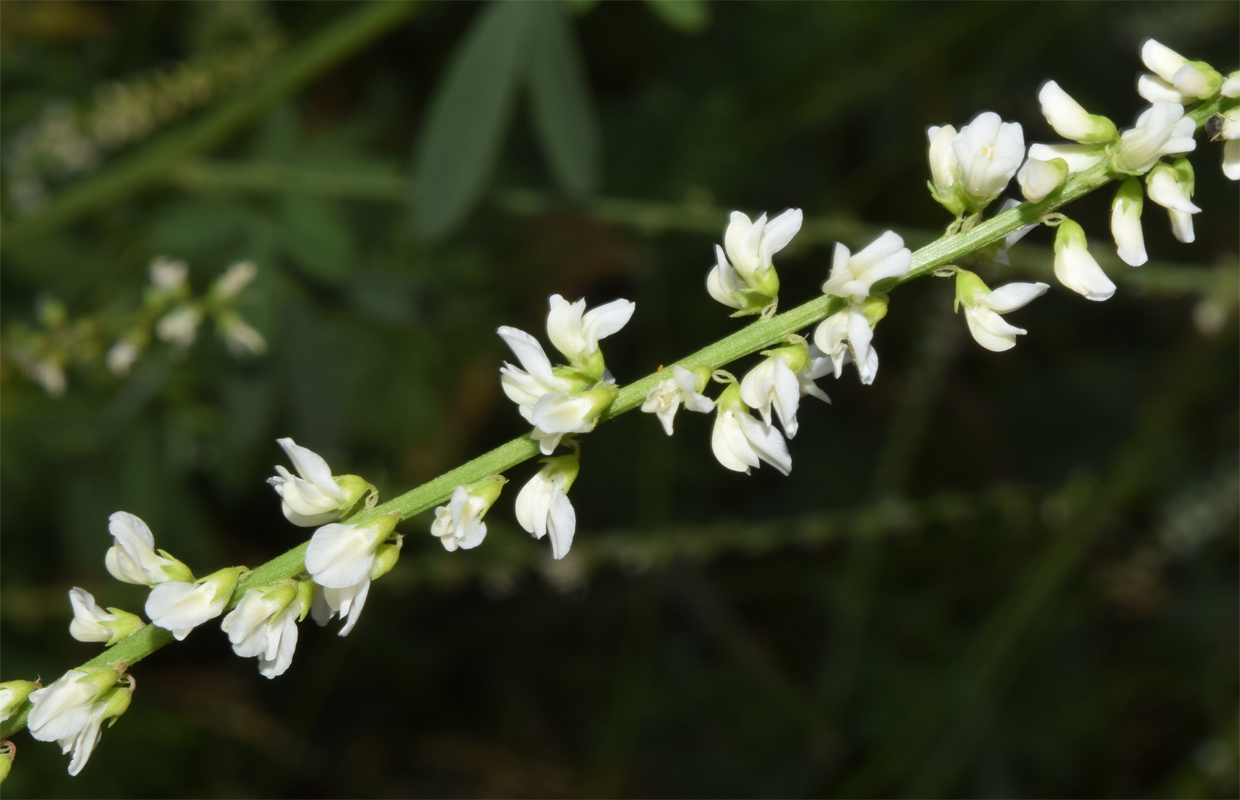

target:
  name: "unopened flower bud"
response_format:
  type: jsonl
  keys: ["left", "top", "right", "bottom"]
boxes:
{"left": 0, "top": 681, "right": 39, "bottom": 724}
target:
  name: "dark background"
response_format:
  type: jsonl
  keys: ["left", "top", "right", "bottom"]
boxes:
{"left": 1, "top": 2, "right": 1237, "bottom": 797}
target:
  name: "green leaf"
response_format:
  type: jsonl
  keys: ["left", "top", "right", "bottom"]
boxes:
{"left": 527, "top": 3, "right": 601, "bottom": 198}
{"left": 644, "top": 0, "right": 711, "bottom": 33}
{"left": 410, "top": 2, "right": 539, "bottom": 241}
{"left": 278, "top": 196, "right": 354, "bottom": 283}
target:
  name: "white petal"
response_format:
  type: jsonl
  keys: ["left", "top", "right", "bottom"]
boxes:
{"left": 529, "top": 392, "right": 593, "bottom": 434}
{"left": 771, "top": 359, "right": 802, "bottom": 438}
{"left": 711, "top": 413, "right": 755, "bottom": 473}
{"left": 498, "top": 326, "right": 560, "bottom": 389}
{"left": 723, "top": 211, "right": 760, "bottom": 279}
{"left": 145, "top": 581, "right": 222, "bottom": 640}
{"left": 1038, "top": 81, "right": 1103, "bottom": 142}
{"left": 546, "top": 489, "right": 577, "bottom": 560}
{"left": 707, "top": 259, "right": 745, "bottom": 309}
{"left": 515, "top": 473, "right": 554, "bottom": 537}
{"left": 964, "top": 306, "right": 1023, "bottom": 352}
{"left": 1112, "top": 201, "right": 1148, "bottom": 267}
{"left": 1138, "top": 73, "right": 1190, "bottom": 104}
{"left": 1027, "top": 143, "right": 1104, "bottom": 173}
{"left": 1146, "top": 169, "right": 1201, "bottom": 214}
{"left": 305, "top": 524, "right": 378, "bottom": 589}
{"left": 580, "top": 299, "right": 636, "bottom": 353}
{"left": 736, "top": 413, "right": 792, "bottom": 475}
{"left": 336, "top": 580, "right": 370, "bottom": 636}
{"left": 1223, "top": 140, "right": 1240, "bottom": 180}
{"left": 1055, "top": 242, "right": 1116, "bottom": 302}
{"left": 276, "top": 438, "right": 340, "bottom": 497}
{"left": 545, "top": 295, "right": 588, "bottom": 362}
{"left": 1141, "top": 39, "right": 1187, "bottom": 83}
{"left": 757, "top": 208, "right": 803, "bottom": 267}
{"left": 1168, "top": 209, "right": 1195, "bottom": 244}
{"left": 980, "top": 282, "right": 1049, "bottom": 313}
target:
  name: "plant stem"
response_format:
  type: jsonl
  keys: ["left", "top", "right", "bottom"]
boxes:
{"left": 2, "top": 94, "right": 1232, "bottom": 743}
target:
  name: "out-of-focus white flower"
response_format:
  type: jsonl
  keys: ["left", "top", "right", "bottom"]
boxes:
{"left": 813, "top": 301, "right": 880, "bottom": 385}
{"left": 145, "top": 567, "right": 245, "bottom": 641}
{"left": 739, "top": 344, "right": 830, "bottom": 438}
{"left": 1016, "top": 156, "right": 1069, "bottom": 203}
{"left": 105, "top": 339, "right": 141, "bottom": 376}
{"left": 545, "top": 294, "right": 636, "bottom": 380}
{"left": 1053, "top": 219, "right": 1115, "bottom": 302}
{"left": 1110, "top": 177, "right": 1147, "bottom": 267}
{"left": 219, "top": 313, "right": 266, "bottom": 356}
{"left": 212, "top": 261, "right": 257, "bottom": 299}
{"left": 155, "top": 305, "right": 201, "bottom": 349}
{"left": 268, "top": 438, "right": 372, "bottom": 527}
{"left": 148, "top": 257, "right": 188, "bottom": 293}
{"left": 220, "top": 582, "right": 311, "bottom": 679}
{"left": 515, "top": 454, "right": 579, "bottom": 560}
{"left": 68, "top": 588, "right": 144, "bottom": 645}
{"left": 1146, "top": 159, "right": 1200, "bottom": 243}
{"left": 305, "top": 513, "right": 402, "bottom": 590}
{"left": 706, "top": 209, "right": 802, "bottom": 315}
{"left": 821, "top": 231, "right": 911, "bottom": 303}
{"left": 1113, "top": 102, "right": 1196, "bottom": 174}
{"left": 430, "top": 477, "right": 506, "bottom": 552}
{"left": 1038, "top": 81, "right": 1117, "bottom": 143}
{"left": 711, "top": 383, "right": 791, "bottom": 476}
{"left": 1026, "top": 142, "right": 1105, "bottom": 173}
{"left": 642, "top": 365, "right": 714, "bottom": 435}
{"left": 105, "top": 511, "right": 192, "bottom": 586}
{"left": 28, "top": 668, "right": 132, "bottom": 776}
{"left": 954, "top": 270, "right": 1049, "bottom": 352}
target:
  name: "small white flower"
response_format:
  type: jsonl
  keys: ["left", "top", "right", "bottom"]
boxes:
{"left": 220, "top": 314, "right": 267, "bottom": 356}
{"left": 430, "top": 478, "right": 505, "bottom": 552}
{"left": 68, "top": 588, "right": 116, "bottom": 643}
{"left": 148, "top": 257, "right": 188, "bottom": 293}
{"left": 105, "top": 511, "right": 190, "bottom": 586}
{"left": 1026, "top": 143, "right": 1105, "bottom": 173}
{"left": 739, "top": 345, "right": 830, "bottom": 439}
{"left": 220, "top": 584, "right": 307, "bottom": 679}
{"left": 1146, "top": 162, "right": 1200, "bottom": 244}
{"left": 312, "top": 580, "right": 370, "bottom": 637}
{"left": 1170, "top": 61, "right": 1221, "bottom": 99}
{"left": 305, "top": 514, "right": 401, "bottom": 590}
{"left": 641, "top": 365, "right": 713, "bottom": 435}
{"left": 956, "top": 272, "right": 1049, "bottom": 352}
{"left": 1037, "top": 81, "right": 1116, "bottom": 143}
{"left": 515, "top": 455, "right": 579, "bottom": 560}
{"left": 951, "top": 111, "right": 1025, "bottom": 207}
{"left": 1111, "top": 178, "right": 1148, "bottom": 267}
{"left": 813, "top": 303, "right": 879, "bottom": 385}
{"left": 821, "top": 231, "right": 911, "bottom": 303}
{"left": 498, "top": 326, "right": 572, "bottom": 410}
{"left": 545, "top": 294, "right": 636, "bottom": 374}
{"left": 706, "top": 245, "right": 747, "bottom": 310}
{"left": 926, "top": 124, "right": 960, "bottom": 197}
{"left": 1141, "top": 39, "right": 1188, "bottom": 84}
{"left": 105, "top": 339, "right": 140, "bottom": 376}
{"left": 267, "top": 438, "right": 347, "bottom": 527}
{"left": 213, "top": 261, "right": 257, "bottom": 299}
{"left": 1113, "top": 102, "right": 1196, "bottom": 174}
{"left": 145, "top": 567, "right": 244, "bottom": 641}
{"left": 1016, "top": 157, "right": 1068, "bottom": 203}
{"left": 525, "top": 388, "right": 615, "bottom": 455}
{"left": 711, "top": 384, "right": 791, "bottom": 476}
{"left": 155, "top": 305, "right": 201, "bottom": 349}
{"left": 1053, "top": 219, "right": 1115, "bottom": 302}
{"left": 27, "top": 668, "right": 130, "bottom": 776}
{"left": 707, "top": 209, "right": 802, "bottom": 314}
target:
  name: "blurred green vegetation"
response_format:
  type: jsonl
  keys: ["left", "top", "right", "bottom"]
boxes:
{"left": 1, "top": 2, "right": 1237, "bottom": 797}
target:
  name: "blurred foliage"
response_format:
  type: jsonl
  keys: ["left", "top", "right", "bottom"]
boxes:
{"left": 1, "top": 2, "right": 1237, "bottom": 798}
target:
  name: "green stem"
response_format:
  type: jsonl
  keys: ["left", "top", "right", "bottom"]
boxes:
{"left": 0, "top": 1, "right": 421, "bottom": 252}
{"left": 2, "top": 94, "right": 1232, "bottom": 744}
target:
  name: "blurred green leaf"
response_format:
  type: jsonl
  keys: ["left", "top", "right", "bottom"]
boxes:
{"left": 277, "top": 195, "right": 354, "bottom": 282}
{"left": 410, "top": 2, "right": 538, "bottom": 242}
{"left": 644, "top": 0, "right": 711, "bottom": 33}
{"left": 147, "top": 197, "right": 249, "bottom": 259}
{"left": 528, "top": 3, "right": 601, "bottom": 198}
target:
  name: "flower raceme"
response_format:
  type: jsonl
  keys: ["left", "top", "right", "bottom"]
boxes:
{"left": 642, "top": 365, "right": 714, "bottom": 435}
{"left": 515, "top": 454, "right": 579, "bottom": 560}
{"left": 926, "top": 112, "right": 1025, "bottom": 214}
{"left": 706, "top": 208, "right": 803, "bottom": 316}
{"left": 711, "top": 383, "right": 792, "bottom": 476}
{"left": 430, "top": 477, "right": 506, "bottom": 552}
{"left": 954, "top": 270, "right": 1049, "bottom": 352}
{"left": 268, "top": 437, "right": 374, "bottom": 527}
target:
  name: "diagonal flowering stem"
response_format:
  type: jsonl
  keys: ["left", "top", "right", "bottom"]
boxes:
{"left": 1, "top": 93, "right": 1232, "bottom": 744}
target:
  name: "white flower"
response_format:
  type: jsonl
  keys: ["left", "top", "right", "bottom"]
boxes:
{"left": 813, "top": 303, "right": 879, "bottom": 385}
{"left": 525, "top": 387, "right": 615, "bottom": 455}
{"left": 498, "top": 326, "right": 572, "bottom": 409}
{"left": 430, "top": 478, "right": 506, "bottom": 552}
{"left": 951, "top": 112, "right": 1025, "bottom": 206}
{"left": 1113, "top": 103, "right": 1196, "bottom": 174}
{"left": 145, "top": 567, "right": 243, "bottom": 641}
{"left": 267, "top": 437, "right": 347, "bottom": 527}
{"left": 515, "top": 455, "right": 579, "bottom": 560}
{"left": 27, "top": 668, "right": 130, "bottom": 776}
{"left": 739, "top": 346, "right": 830, "bottom": 438}
{"left": 105, "top": 339, "right": 140, "bottom": 376}
{"left": 312, "top": 580, "right": 370, "bottom": 637}
{"left": 545, "top": 294, "right": 636, "bottom": 373}
{"left": 1026, "top": 142, "right": 1105, "bottom": 173}
{"left": 1146, "top": 162, "right": 1200, "bottom": 243}
{"left": 68, "top": 588, "right": 115, "bottom": 643}
{"left": 1053, "top": 219, "right": 1115, "bottom": 302}
{"left": 1224, "top": 140, "right": 1240, "bottom": 181}
{"left": 213, "top": 261, "right": 257, "bottom": 299}
{"left": 821, "top": 231, "right": 911, "bottom": 303}
{"left": 1111, "top": 178, "right": 1148, "bottom": 267}
{"left": 956, "top": 272, "right": 1049, "bottom": 352}
{"left": 305, "top": 514, "right": 401, "bottom": 590}
{"left": 105, "top": 511, "right": 190, "bottom": 586}
{"left": 220, "top": 584, "right": 306, "bottom": 679}
{"left": 1137, "top": 73, "right": 1189, "bottom": 105}
{"left": 220, "top": 314, "right": 267, "bottom": 356}
{"left": 1016, "top": 157, "right": 1068, "bottom": 203}
{"left": 1038, "top": 81, "right": 1116, "bottom": 143}
{"left": 926, "top": 124, "right": 960, "bottom": 195}
{"left": 155, "top": 305, "right": 201, "bottom": 349}
{"left": 641, "top": 365, "right": 714, "bottom": 435}
{"left": 711, "top": 384, "right": 791, "bottom": 476}
{"left": 706, "top": 209, "right": 802, "bottom": 314}
{"left": 148, "top": 257, "right": 188, "bottom": 293}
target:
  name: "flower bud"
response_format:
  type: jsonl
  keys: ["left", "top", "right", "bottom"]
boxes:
{"left": 1038, "top": 81, "right": 1117, "bottom": 143}
{"left": 1110, "top": 177, "right": 1147, "bottom": 267}
{"left": 0, "top": 740, "right": 13, "bottom": 784}
{"left": 1053, "top": 218, "right": 1115, "bottom": 302}
{"left": 68, "top": 588, "right": 145, "bottom": 645}
{"left": 370, "top": 537, "right": 404, "bottom": 581}
{"left": 0, "top": 681, "right": 39, "bottom": 724}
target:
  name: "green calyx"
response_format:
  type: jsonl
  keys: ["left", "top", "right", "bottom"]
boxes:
{"left": 334, "top": 474, "right": 378, "bottom": 518}
{"left": 157, "top": 551, "right": 195, "bottom": 584}
{"left": 953, "top": 269, "right": 991, "bottom": 311}
{"left": 541, "top": 452, "right": 581, "bottom": 493}
{"left": 1113, "top": 176, "right": 1144, "bottom": 214}
{"left": 861, "top": 294, "right": 890, "bottom": 327}
{"left": 99, "top": 608, "right": 147, "bottom": 646}
{"left": 201, "top": 567, "right": 248, "bottom": 604}
{"left": 728, "top": 267, "right": 781, "bottom": 318}
{"left": 370, "top": 537, "right": 404, "bottom": 581}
